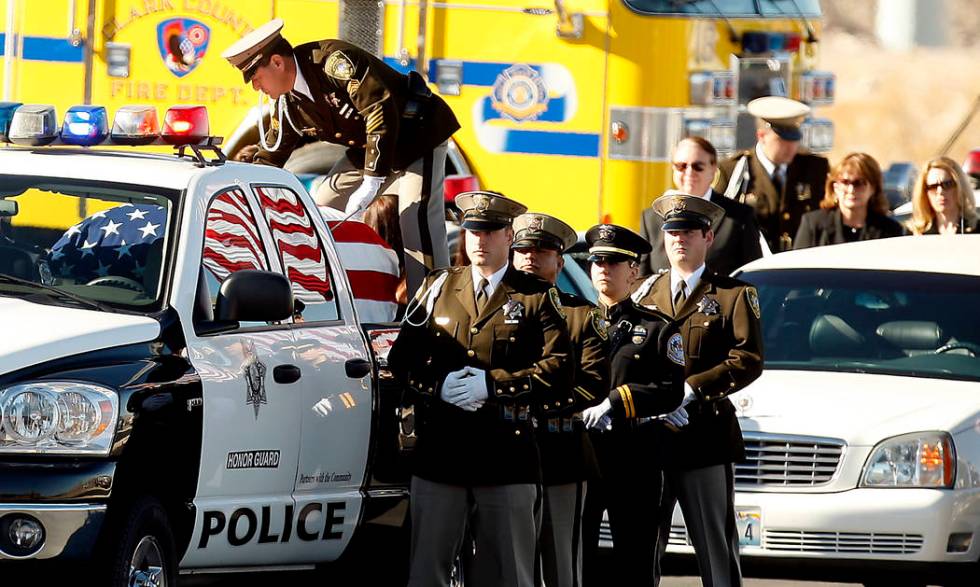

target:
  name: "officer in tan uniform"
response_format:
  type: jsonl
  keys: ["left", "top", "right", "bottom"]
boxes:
{"left": 716, "top": 96, "right": 829, "bottom": 251}
{"left": 510, "top": 212, "right": 608, "bottom": 587}
{"left": 388, "top": 191, "right": 573, "bottom": 587}
{"left": 222, "top": 19, "right": 460, "bottom": 294}
{"left": 633, "top": 194, "right": 764, "bottom": 587}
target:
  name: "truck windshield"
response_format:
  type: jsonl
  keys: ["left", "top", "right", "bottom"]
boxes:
{"left": 740, "top": 269, "right": 980, "bottom": 383}
{"left": 0, "top": 176, "right": 177, "bottom": 311}
{"left": 624, "top": 0, "right": 821, "bottom": 17}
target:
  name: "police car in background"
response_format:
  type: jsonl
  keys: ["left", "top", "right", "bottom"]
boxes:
{"left": 0, "top": 104, "right": 411, "bottom": 585}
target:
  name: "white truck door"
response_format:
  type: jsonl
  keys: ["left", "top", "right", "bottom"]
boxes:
{"left": 180, "top": 186, "right": 304, "bottom": 567}
{"left": 251, "top": 184, "right": 373, "bottom": 562}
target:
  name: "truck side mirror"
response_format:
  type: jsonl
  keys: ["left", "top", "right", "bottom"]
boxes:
{"left": 0, "top": 199, "right": 18, "bottom": 217}
{"left": 215, "top": 270, "right": 294, "bottom": 323}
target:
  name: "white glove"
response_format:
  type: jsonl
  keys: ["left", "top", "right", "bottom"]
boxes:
{"left": 582, "top": 398, "right": 612, "bottom": 429}
{"left": 344, "top": 174, "right": 386, "bottom": 218}
{"left": 681, "top": 382, "right": 697, "bottom": 407}
{"left": 449, "top": 367, "right": 489, "bottom": 410}
{"left": 661, "top": 406, "right": 690, "bottom": 428}
{"left": 439, "top": 368, "right": 470, "bottom": 404}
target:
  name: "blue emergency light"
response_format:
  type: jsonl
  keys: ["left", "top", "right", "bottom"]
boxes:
{"left": 0, "top": 102, "right": 23, "bottom": 142}
{"left": 61, "top": 105, "right": 109, "bottom": 146}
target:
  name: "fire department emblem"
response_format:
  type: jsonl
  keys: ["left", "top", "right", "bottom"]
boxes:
{"left": 491, "top": 64, "right": 549, "bottom": 122}
{"left": 242, "top": 341, "right": 268, "bottom": 419}
{"left": 157, "top": 18, "right": 210, "bottom": 78}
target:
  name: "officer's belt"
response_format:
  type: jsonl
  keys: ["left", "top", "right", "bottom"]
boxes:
{"left": 538, "top": 415, "right": 583, "bottom": 434}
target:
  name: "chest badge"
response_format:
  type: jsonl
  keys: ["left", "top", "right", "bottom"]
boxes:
{"left": 325, "top": 50, "right": 354, "bottom": 80}
{"left": 746, "top": 287, "right": 761, "bottom": 320}
{"left": 667, "top": 333, "right": 685, "bottom": 366}
{"left": 697, "top": 296, "right": 720, "bottom": 316}
{"left": 503, "top": 299, "right": 525, "bottom": 324}
{"left": 631, "top": 324, "right": 648, "bottom": 345}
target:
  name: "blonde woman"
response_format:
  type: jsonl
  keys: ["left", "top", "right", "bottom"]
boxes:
{"left": 909, "top": 156, "right": 979, "bottom": 235}
{"left": 794, "top": 152, "right": 904, "bottom": 249}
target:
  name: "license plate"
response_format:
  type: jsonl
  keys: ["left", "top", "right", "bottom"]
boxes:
{"left": 736, "top": 506, "right": 762, "bottom": 547}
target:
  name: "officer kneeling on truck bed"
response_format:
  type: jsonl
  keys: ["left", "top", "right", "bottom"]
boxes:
{"left": 387, "top": 191, "right": 573, "bottom": 587}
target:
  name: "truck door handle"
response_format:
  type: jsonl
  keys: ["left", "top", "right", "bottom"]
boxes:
{"left": 345, "top": 358, "right": 372, "bottom": 379}
{"left": 273, "top": 364, "right": 302, "bottom": 384}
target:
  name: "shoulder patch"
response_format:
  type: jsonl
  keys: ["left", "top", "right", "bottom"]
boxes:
{"left": 589, "top": 307, "right": 608, "bottom": 340}
{"left": 548, "top": 287, "right": 566, "bottom": 320}
{"left": 667, "top": 333, "right": 685, "bottom": 366}
{"left": 745, "top": 286, "right": 761, "bottom": 319}
{"left": 325, "top": 50, "right": 354, "bottom": 80}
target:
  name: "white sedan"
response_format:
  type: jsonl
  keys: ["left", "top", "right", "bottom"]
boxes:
{"left": 665, "top": 236, "right": 980, "bottom": 586}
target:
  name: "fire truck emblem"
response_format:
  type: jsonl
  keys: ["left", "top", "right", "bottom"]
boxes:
{"left": 157, "top": 18, "right": 210, "bottom": 78}
{"left": 491, "top": 64, "right": 549, "bottom": 122}
{"left": 242, "top": 341, "right": 268, "bottom": 419}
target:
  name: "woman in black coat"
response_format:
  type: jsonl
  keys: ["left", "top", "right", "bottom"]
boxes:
{"left": 794, "top": 152, "right": 905, "bottom": 249}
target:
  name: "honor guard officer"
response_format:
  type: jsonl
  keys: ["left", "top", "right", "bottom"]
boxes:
{"left": 510, "top": 213, "right": 609, "bottom": 587}
{"left": 387, "top": 191, "right": 574, "bottom": 587}
{"left": 222, "top": 19, "right": 460, "bottom": 295}
{"left": 633, "top": 194, "right": 764, "bottom": 587}
{"left": 577, "top": 225, "right": 686, "bottom": 586}
{"left": 716, "top": 96, "right": 830, "bottom": 252}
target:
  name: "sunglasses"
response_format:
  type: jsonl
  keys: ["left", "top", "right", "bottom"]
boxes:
{"left": 926, "top": 179, "right": 956, "bottom": 193}
{"left": 834, "top": 178, "right": 868, "bottom": 190}
{"left": 672, "top": 161, "right": 708, "bottom": 173}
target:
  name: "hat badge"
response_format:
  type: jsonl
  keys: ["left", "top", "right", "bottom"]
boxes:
{"left": 670, "top": 197, "right": 687, "bottom": 214}
{"left": 527, "top": 216, "right": 543, "bottom": 232}
{"left": 474, "top": 194, "right": 492, "bottom": 212}
{"left": 598, "top": 225, "right": 615, "bottom": 241}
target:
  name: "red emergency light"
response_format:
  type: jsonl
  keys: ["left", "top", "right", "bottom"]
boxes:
{"left": 161, "top": 105, "right": 209, "bottom": 145}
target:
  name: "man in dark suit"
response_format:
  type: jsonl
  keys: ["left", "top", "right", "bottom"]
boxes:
{"left": 633, "top": 194, "right": 764, "bottom": 587}
{"left": 388, "top": 191, "right": 573, "bottom": 587}
{"left": 640, "top": 137, "right": 763, "bottom": 278}
{"left": 716, "top": 96, "right": 829, "bottom": 252}
{"left": 222, "top": 19, "right": 460, "bottom": 294}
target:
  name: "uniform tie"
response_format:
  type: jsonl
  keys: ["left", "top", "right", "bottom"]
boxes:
{"left": 476, "top": 277, "right": 489, "bottom": 313}
{"left": 772, "top": 166, "right": 785, "bottom": 195}
{"left": 673, "top": 281, "right": 687, "bottom": 313}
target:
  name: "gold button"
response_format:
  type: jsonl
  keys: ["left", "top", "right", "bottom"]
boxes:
{"left": 730, "top": 382, "right": 736, "bottom": 387}
{"left": 523, "top": 384, "right": 530, "bottom": 390}
{"left": 509, "top": 386, "right": 516, "bottom": 392}
{"left": 515, "top": 429, "right": 521, "bottom": 436}
{"left": 544, "top": 405, "right": 550, "bottom": 410}
{"left": 334, "top": 132, "right": 342, "bottom": 138}
{"left": 634, "top": 354, "right": 640, "bottom": 359}
{"left": 509, "top": 336, "right": 516, "bottom": 342}
{"left": 409, "top": 379, "right": 414, "bottom": 385}
{"left": 427, "top": 387, "right": 433, "bottom": 393}
{"left": 467, "top": 349, "right": 475, "bottom": 357}
{"left": 470, "top": 327, "right": 478, "bottom": 334}
{"left": 555, "top": 400, "right": 561, "bottom": 406}
{"left": 704, "top": 321, "right": 710, "bottom": 326}
{"left": 568, "top": 397, "right": 574, "bottom": 403}
{"left": 348, "top": 140, "right": 355, "bottom": 146}
{"left": 435, "top": 332, "right": 440, "bottom": 337}
{"left": 783, "top": 212, "right": 791, "bottom": 220}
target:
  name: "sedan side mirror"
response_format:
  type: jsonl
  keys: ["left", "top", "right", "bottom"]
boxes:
{"left": 215, "top": 270, "right": 294, "bottom": 323}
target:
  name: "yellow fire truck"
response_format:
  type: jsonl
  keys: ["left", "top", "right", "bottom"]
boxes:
{"left": 0, "top": 0, "right": 834, "bottom": 230}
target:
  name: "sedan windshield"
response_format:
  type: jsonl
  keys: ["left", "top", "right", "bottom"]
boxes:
{"left": 740, "top": 269, "right": 980, "bottom": 382}
{"left": 0, "top": 176, "right": 177, "bottom": 311}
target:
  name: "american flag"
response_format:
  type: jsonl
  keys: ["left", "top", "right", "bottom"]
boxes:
{"left": 204, "top": 188, "right": 269, "bottom": 280}
{"left": 47, "top": 203, "right": 167, "bottom": 286}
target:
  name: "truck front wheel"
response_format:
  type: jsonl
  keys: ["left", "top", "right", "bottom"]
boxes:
{"left": 100, "top": 496, "right": 177, "bottom": 587}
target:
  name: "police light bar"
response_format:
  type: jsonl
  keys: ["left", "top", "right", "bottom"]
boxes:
{"left": 0, "top": 101, "right": 23, "bottom": 142}
{"left": 161, "top": 105, "right": 209, "bottom": 146}
{"left": 799, "top": 71, "right": 836, "bottom": 106}
{"left": 110, "top": 105, "right": 160, "bottom": 145}
{"left": 8, "top": 104, "right": 59, "bottom": 146}
{"left": 61, "top": 105, "right": 109, "bottom": 146}
{"left": 741, "top": 31, "right": 803, "bottom": 55}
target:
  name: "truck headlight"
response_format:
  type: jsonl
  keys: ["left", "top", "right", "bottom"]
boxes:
{"left": 860, "top": 432, "right": 955, "bottom": 488}
{"left": 0, "top": 382, "right": 118, "bottom": 455}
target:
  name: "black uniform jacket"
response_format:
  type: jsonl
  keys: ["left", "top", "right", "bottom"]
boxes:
{"left": 793, "top": 208, "right": 906, "bottom": 249}
{"left": 255, "top": 40, "right": 460, "bottom": 176}
{"left": 388, "top": 266, "right": 573, "bottom": 486}
{"left": 536, "top": 292, "right": 608, "bottom": 485}
{"left": 602, "top": 299, "right": 686, "bottom": 422}
{"left": 637, "top": 271, "right": 764, "bottom": 469}
{"left": 640, "top": 190, "right": 764, "bottom": 277}
{"left": 717, "top": 150, "right": 830, "bottom": 251}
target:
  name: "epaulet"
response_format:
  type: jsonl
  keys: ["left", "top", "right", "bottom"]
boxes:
{"left": 630, "top": 270, "right": 666, "bottom": 303}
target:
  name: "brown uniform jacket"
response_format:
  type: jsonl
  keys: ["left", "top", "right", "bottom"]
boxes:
{"left": 637, "top": 270, "right": 764, "bottom": 469}
{"left": 716, "top": 149, "right": 829, "bottom": 251}
{"left": 536, "top": 292, "right": 608, "bottom": 485}
{"left": 387, "top": 266, "right": 573, "bottom": 486}
{"left": 254, "top": 40, "right": 460, "bottom": 176}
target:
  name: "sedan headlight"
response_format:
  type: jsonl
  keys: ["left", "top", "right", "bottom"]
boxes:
{"left": 860, "top": 431, "right": 955, "bottom": 488}
{"left": 0, "top": 382, "right": 118, "bottom": 455}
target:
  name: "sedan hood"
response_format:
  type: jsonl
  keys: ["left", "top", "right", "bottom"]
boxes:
{"left": 0, "top": 297, "right": 160, "bottom": 375}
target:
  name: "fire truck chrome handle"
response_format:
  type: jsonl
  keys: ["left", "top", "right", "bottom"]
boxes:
{"left": 273, "top": 364, "right": 302, "bottom": 384}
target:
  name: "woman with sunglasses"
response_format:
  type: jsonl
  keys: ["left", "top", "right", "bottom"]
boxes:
{"left": 793, "top": 152, "right": 904, "bottom": 249}
{"left": 909, "top": 156, "right": 979, "bottom": 235}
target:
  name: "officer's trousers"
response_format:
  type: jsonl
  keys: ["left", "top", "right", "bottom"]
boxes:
{"left": 408, "top": 475, "right": 541, "bottom": 587}
{"left": 538, "top": 481, "right": 587, "bottom": 587}
{"left": 653, "top": 464, "right": 742, "bottom": 587}
{"left": 315, "top": 141, "right": 450, "bottom": 296}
